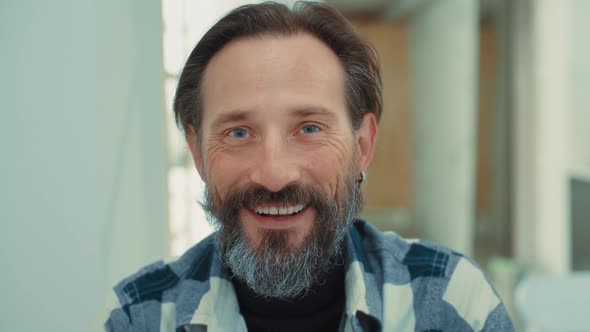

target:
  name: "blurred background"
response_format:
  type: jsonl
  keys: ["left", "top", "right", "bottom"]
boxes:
{"left": 1, "top": 0, "right": 588, "bottom": 331}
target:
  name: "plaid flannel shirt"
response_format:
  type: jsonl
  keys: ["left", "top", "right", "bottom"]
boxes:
{"left": 105, "top": 220, "right": 514, "bottom": 331}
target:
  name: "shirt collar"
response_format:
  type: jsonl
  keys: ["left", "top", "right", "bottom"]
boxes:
{"left": 343, "top": 221, "right": 383, "bottom": 332}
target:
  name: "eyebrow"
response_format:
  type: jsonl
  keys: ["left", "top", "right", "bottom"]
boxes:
{"left": 210, "top": 111, "right": 250, "bottom": 132}
{"left": 209, "top": 106, "right": 337, "bottom": 131}
{"left": 290, "top": 106, "right": 337, "bottom": 119}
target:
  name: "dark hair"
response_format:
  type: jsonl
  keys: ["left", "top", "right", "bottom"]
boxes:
{"left": 173, "top": 1, "right": 382, "bottom": 139}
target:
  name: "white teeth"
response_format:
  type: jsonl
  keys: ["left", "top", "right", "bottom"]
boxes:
{"left": 255, "top": 204, "right": 306, "bottom": 216}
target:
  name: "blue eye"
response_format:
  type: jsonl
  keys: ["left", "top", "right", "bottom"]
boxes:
{"left": 228, "top": 128, "right": 250, "bottom": 139}
{"left": 300, "top": 124, "right": 320, "bottom": 135}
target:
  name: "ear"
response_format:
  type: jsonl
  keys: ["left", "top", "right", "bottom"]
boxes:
{"left": 355, "top": 113, "right": 378, "bottom": 172}
{"left": 186, "top": 125, "right": 206, "bottom": 179}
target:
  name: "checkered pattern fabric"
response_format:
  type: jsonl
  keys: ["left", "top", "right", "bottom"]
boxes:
{"left": 105, "top": 220, "right": 514, "bottom": 331}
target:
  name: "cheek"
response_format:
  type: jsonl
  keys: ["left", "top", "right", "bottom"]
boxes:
{"left": 300, "top": 138, "right": 355, "bottom": 194}
{"left": 204, "top": 146, "right": 246, "bottom": 194}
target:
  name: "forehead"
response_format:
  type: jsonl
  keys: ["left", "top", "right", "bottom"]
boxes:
{"left": 200, "top": 32, "right": 347, "bottom": 127}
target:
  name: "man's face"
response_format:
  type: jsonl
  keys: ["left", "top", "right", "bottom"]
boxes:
{"left": 188, "top": 33, "right": 377, "bottom": 297}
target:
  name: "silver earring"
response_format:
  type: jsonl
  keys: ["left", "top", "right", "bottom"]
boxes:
{"left": 358, "top": 171, "right": 367, "bottom": 184}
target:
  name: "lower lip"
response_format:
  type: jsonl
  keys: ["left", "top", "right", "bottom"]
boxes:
{"left": 246, "top": 207, "right": 310, "bottom": 229}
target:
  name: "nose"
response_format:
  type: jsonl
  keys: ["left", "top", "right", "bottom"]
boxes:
{"left": 248, "top": 135, "right": 301, "bottom": 192}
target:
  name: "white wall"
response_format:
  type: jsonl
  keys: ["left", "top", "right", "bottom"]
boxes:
{"left": 0, "top": 0, "right": 168, "bottom": 330}
{"left": 512, "top": 0, "right": 572, "bottom": 275}
{"left": 407, "top": 0, "right": 479, "bottom": 255}
{"left": 513, "top": 0, "right": 590, "bottom": 274}
{"left": 570, "top": 0, "right": 590, "bottom": 178}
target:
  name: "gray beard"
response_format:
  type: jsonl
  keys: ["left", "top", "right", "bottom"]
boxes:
{"left": 203, "top": 171, "right": 362, "bottom": 299}
{"left": 220, "top": 226, "right": 343, "bottom": 299}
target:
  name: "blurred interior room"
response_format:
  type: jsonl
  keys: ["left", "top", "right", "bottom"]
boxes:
{"left": 1, "top": 0, "right": 589, "bottom": 331}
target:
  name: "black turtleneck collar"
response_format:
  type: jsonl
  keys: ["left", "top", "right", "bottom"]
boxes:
{"left": 231, "top": 255, "right": 346, "bottom": 332}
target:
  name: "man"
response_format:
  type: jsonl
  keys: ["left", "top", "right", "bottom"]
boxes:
{"left": 106, "top": 2, "right": 514, "bottom": 331}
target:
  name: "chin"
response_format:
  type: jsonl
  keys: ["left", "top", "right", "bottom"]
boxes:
{"left": 249, "top": 227, "right": 309, "bottom": 254}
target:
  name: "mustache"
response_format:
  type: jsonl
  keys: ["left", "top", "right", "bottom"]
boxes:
{"left": 204, "top": 183, "right": 333, "bottom": 224}
{"left": 243, "top": 184, "right": 320, "bottom": 208}
{"left": 218, "top": 183, "right": 327, "bottom": 209}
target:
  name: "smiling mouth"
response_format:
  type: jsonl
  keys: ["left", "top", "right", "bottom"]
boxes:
{"left": 253, "top": 204, "right": 306, "bottom": 217}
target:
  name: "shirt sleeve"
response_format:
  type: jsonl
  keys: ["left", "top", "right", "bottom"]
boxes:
{"left": 442, "top": 256, "right": 515, "bottom": 331}
{"left": 104, "top": 306, "right": 138, "bottom": 332}
{"left": 480, "top": 301, "right": 515, "bottom": 332}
